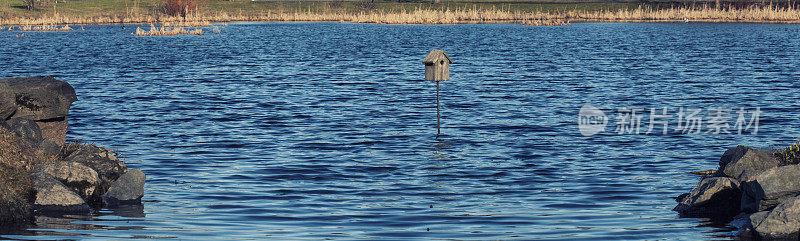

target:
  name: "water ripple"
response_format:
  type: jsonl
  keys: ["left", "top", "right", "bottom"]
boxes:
{"left": 2, "top": 22, "right": 799, "bottom": 240}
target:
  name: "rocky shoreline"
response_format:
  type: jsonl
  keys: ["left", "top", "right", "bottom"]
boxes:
{"left": 0, "top": 76, "right": 144, "bottom": 224}
{"left": 674, "top": 145, "right": 800, "bottom": 240}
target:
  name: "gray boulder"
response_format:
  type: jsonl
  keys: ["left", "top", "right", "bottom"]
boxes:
{"left": 38, "top": 161, "right": 100, "bottom": 200}
{"left": 36, "top": 140, "right": 62, "bottom": 157}
{"left": 3, "top": 118, "right": 61, "bottom": 156}
{"left": 0, "top": 119, "right": 51, "bottom": 223}
{"left": 0, "top": 163, "right": 35, "bottom": 224}
{"left": 717, "top": 146, "right": 783, "bottom": 181}
{"left": 754, "top": 196, "right": 800, "bottom": 240}
{"left": 733, "top": 211, "right": 770, "bottom": 239}
{"left": 35, "top": 118, "right": 69, "bottom": 151}
{"left": 673, "top": 177, "right": 741, "bottom": 219}
{"left": 0, "top": 76, "right": 77, "bottom": 147}
{"left": 30, "top": 171, "right": 89, "bottom": 214}
{"left": 0, "top": 77, "right": 77, "bottom": 121}
{"left": 741, "top": 164, "right": 800, "bottom": 212}
{"left": 0, "top": 123, "right": 48, "bottom": 223}
{"left": 5, "top": 118, "right": 42, "bottom": 145}
{"left": 728, "top": 211, "right": 762, "bottom": 235}
{"left": 102, "top": 169, "right": 145, "bottom": 207}
{"left": 0, "top": 87, "right": 14, "bottom": 120}
{"left": 63, "top": 144, "right": 127, "bottom": 207}
{"left": 748, "top": 211, "right": 770, "bottom": 231}
{"left": 64, "top": 144, "right": 127, "bottom": 187}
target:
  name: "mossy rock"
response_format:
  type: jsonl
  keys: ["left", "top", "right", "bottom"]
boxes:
{"left": 0, "top": 163, "right": 35, "bottom": 224}
{"left": 0, "top": 124, "right": 47, "bottom": 224}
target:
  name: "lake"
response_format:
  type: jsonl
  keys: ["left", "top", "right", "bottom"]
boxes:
{"left": 1, "top": 22, "right": 800, "bottom": 240}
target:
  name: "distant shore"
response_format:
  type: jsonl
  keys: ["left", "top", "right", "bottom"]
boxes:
{"left": 1, "top": 0, "right": 800, "bottom": 26}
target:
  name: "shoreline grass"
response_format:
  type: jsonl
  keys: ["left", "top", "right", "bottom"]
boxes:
{"left": 1, "top": 0, "right": 799, "bottom": 26}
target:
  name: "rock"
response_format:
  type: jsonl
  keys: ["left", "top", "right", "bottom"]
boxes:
{"left": 754, "top": 196, "right": 800, "bottom": 240}
{"left": 0, "top": 77, "right": 146, "bottom": 220}
{"left": 30, "top": 171, "right": 89, "bottom": 214}
{"left": 748, "top": 211, "right": 770, "bottom": 230}
{"left": 102, "top": 169, "right": 145, "bottom": 207}
{"left": 717, "top": 146, "right": 783, "bottom": 181}
{"left": 5, "top": 118, "right": 42, "bottom": 145}
{"left": 0, "top": 123, "right": 46, "bottom": 173}
{"left": 741, "top": 164, "right": 800, "bottom": 212}
{"left": 38, "top": 161, "right": 100, "bottom": 201}
{"left": 738, "top": 169, "right": 763, "bottom": 183}
{"left": 36, "top": 140, "right": 62, "bottom": 158}
{"left": 63, "top": 144, "right": 127, "bottom": 206}
{"left": 0, "top": 76, "right": 77, "bottom": 148}
{"left": 674, "top": 193, "right": 690, "bottom": 203}
{"left": 64, "top": 144, "right": 126, "bottom": 187}
{"left": 0, "top": 88, "right": 15, "bottom": 120}
{"left": 35, "top": 118, "right": 68, "bottom": 151}
{"left": 3, "top": 117, "right": 62, "bottom": 157}
{"left": 733, "top": 211, "right": 770, "bottom": 239}
{"left": 730, "top": 212, "right": 753, "bottom": 231}
{"left": 0, "top": 77, "right": 77, "bottom": 121}
{"left": 673, "top": 177, "right": 741, "bottom": 219}
{"left": 719, "top": 145, "right": 749, "bottom": 166}
{"left": 0, "top": 126, "right": 45, "bottom": 223}
{"left": 0, "top": 163, "right": 35, "bottom": 224}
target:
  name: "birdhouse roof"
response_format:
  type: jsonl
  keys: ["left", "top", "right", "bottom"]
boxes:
{"left": 422, "top": 50, "right": 453, "bottom": 64}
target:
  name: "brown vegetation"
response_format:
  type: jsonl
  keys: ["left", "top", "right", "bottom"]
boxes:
{"left": 133, "top": 24, "right": 204, "bottom": 36}
{"left": 15, "top": 25, "right": 73, "bottom": 31}
{"left": 162, "top": 20, "right": 211, "bottom": 27}
{"left": 573, "top": 5, "right": 800, "bottom": 23}
{"left": 2, "top": 4, "right": 800, "bottom": 26}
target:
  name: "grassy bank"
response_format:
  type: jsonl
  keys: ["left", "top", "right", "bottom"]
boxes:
{"left": 1, "top": 0, "right": 799, "bottom": 26}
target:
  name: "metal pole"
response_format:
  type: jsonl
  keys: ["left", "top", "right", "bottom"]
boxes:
{"left": 436, "top": 81, "right": 440, "bottom": 137}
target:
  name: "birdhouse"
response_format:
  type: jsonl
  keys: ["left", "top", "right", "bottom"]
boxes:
{"left": 422, "top": 50, "right": 453, "bottom": 81}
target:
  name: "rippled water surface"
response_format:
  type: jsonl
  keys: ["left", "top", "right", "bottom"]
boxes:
{"left": 2, "top": 22, "right": 800, "bottom": 240}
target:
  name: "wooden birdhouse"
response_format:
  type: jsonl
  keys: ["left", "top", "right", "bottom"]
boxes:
{"left": 422, "top": 50, "right": 453, "bottom": 81}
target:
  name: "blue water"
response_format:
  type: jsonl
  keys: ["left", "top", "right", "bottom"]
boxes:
{"left": 1, "top": 22, "right": 800, "bottom": 240}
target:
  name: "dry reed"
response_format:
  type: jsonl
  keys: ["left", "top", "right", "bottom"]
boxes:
{"left": 3, "top": 5, "right": 800, "bottom": 26}
{"left": 16, "top": 25, "right": 72, "bottom": 31}
{"left": 162, "top": 20, "right": 212, "bottom": 27}
{"left": 195, "top": 5, "right": 800, "bottom": 24}
{"left": 133, "top": 24, "right": 204, "bottom": 36}
{"left": 521, "top": 15, "right": 571, "bottom": 26}
{"left": 570, "top": 5, "right": 800, "bottom": 23}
